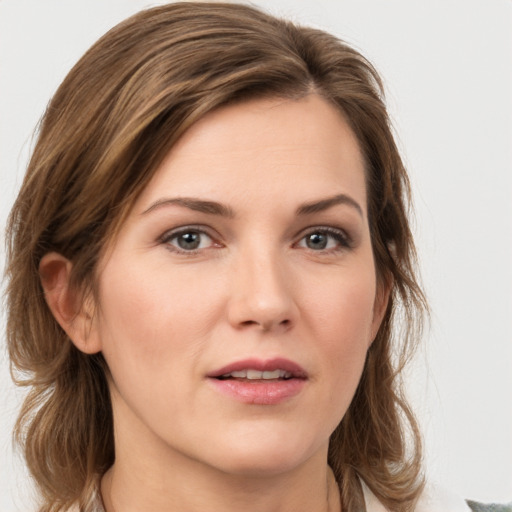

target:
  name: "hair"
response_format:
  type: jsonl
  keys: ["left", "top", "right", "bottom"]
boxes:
{"left": 5, "top": 2, "right": 427, "bottom": 511}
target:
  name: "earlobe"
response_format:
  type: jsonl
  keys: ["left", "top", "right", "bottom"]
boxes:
{"left": 39, "top": 252, "right": 101, "bottom": 354}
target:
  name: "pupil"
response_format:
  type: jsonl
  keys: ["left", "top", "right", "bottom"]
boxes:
{"left": 307, "top": 233, "right": 327, "bottom": 249}
{"left": 178, "top": 232, "right": 200, "bottom": 250}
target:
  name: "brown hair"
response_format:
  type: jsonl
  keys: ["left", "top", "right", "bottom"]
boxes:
{"left": 5, "top": 2, "right": 427, "bottom": 511}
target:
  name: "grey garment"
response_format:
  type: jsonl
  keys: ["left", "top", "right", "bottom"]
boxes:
{"left": 467, "top": 501, "right": 512, "bottom": 512}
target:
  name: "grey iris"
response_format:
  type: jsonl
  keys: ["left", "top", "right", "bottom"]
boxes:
{"left": 178, "top": 232, "right": 201, "bottom": 250}
{"left": 306, "top": 233, "right": 327, "bottom": 250}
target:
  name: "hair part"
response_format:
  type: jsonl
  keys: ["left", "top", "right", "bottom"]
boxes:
{"left": 5, "top": 3, "right": 427, "bottom": 511}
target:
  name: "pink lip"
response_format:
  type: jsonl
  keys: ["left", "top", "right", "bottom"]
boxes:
{"left": 208, "top": 358, "right": 307, "bottom": 379}
{"left": 207, "top": 358, "right": 307, "bottom": 405}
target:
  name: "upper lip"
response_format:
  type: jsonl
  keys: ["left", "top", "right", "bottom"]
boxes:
{"left": 207, "top": 358, "right": 308, "bottom": 379}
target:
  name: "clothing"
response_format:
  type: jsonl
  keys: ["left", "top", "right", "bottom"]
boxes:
{"left": 466, "top": 502, "right": 512, "bottom": 512}
{"left": 70, "top": 481, "right": 509, "bottom": 512}
{"left": 362, "top": 482, "right": 511, "bottom": 512}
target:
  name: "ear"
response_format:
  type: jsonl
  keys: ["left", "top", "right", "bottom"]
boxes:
{"left": 39, "top": 252, "right": 101, "bottom": 354}
{"left": 369, "top": 275, "right": 392, "bottom": 345}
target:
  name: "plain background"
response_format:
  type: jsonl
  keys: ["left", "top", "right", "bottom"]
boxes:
{"left": 1, "top": 1, "right": 511, "bottom": 510}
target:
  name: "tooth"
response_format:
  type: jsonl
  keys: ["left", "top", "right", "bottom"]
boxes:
{"left": 222, "top": 369, "right": 293, "bottom": 380}
{"left": 246, "top": 369, "right": 263, "bottom": 379}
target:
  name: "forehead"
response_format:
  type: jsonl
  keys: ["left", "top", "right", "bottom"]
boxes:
{"left": 133, "top": 94, "right": 367, "bottom": 217}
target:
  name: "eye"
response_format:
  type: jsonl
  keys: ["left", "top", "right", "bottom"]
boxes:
{"left": 296, "top": 228, "right": 350, "bottom": 251}
{"left": 161, "top": 228, "right": 216, "bottom": 253}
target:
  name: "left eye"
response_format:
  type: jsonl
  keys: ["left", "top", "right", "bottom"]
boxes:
{"left": 164, "top": 229, "right": 214, "bottom": 251}
{"left": 297, "top": 229, "right": 348, "bottom": 251}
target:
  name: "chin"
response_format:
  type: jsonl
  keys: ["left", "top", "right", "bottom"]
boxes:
{"left": 202, "top": 431, "right": 325, "bottom": 478}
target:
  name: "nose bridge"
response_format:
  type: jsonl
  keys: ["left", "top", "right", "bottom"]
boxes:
{"left": 228, "top": 239, "right": 296, "bottom": 331}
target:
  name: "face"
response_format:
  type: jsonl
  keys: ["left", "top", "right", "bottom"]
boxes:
{"left": 92, "top": 94, "right": 386, "bottom": 477}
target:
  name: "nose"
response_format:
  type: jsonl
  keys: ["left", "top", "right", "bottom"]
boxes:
{"left": 227, "top": 248, "right": 298, "bottom": 333}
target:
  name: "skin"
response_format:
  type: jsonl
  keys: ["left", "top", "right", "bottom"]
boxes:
{"left": 41, "top": 94, "right": 388, "bottom": 512}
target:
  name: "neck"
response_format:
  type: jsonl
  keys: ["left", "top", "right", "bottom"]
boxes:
{"left": 101, "top": 385, "right": 341, "bottom": 512}
{"left": 101, "top": 443, "right": 341, "bottom": 512}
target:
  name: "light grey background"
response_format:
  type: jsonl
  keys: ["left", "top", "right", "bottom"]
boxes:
{"left": 1, "top": 1, "right": 511, "bottom": 510}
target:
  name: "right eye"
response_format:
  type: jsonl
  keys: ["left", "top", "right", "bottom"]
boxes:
{"left": 161, "top": 228, "right": 216, "bottom": 253}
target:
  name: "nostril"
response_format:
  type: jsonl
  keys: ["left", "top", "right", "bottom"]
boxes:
{"left": 237, "top": 318, "right": 291, "bottom": 331}
{"left": 240, "top": 320, "right": 259, "bottom": 327}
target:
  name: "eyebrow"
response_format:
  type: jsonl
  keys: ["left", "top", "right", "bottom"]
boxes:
{"left": 296, "top": 194, "right": 363, "bottom": 218}
{"left": 141, "top": 197, "right": 235, "bottom": 217}
{"left": 141, "top": 193, "right": 363, "bottom": 218}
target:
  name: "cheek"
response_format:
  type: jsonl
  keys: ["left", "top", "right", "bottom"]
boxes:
{"left": 95, "top": 265, "right": 205, "bottom": 433}
{"left": 301, "top": 262, "right": 377, "bottom": 404}
{"left": 95, "top": 260, "right": 168, "bottom": 381}
{"left": 304, "top": 265, "right": 377, "bottom": 347}
{"left": 95, "top": 256, "right": 221, "bottom": 380}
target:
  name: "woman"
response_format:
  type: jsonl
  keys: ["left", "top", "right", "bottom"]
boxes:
{"left": 4, "top": 2, "right": 500, "bottom": 512}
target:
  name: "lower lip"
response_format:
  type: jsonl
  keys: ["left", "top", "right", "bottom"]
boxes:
{"left": 208, "top": 378, "right": 306, "bottom": 405}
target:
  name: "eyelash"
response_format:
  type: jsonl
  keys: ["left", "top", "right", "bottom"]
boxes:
{"left": 159, "top": 225, "right": 352, "bottom": 255}
{"left": 296, "top": 226, "right": 352, "bottom": 252}
{"left": 159, "top": 225, "right": 219, "bottom": 255}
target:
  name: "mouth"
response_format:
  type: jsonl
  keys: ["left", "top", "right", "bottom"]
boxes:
{"left": 207, "top": 358, "right": 307, "bottom": 405}
{"left": 217, "top": 369, "right": 294, "bottom": 381}
{"left": 208, "top": 358, "right": 307, "bottom": 381}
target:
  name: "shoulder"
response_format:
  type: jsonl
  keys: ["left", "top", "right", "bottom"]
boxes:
{"left": 466, "top": 501, "right": 512, "bottom": 512}
{"left": 363, "top": 481, "right": 512, "bottom": 512}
